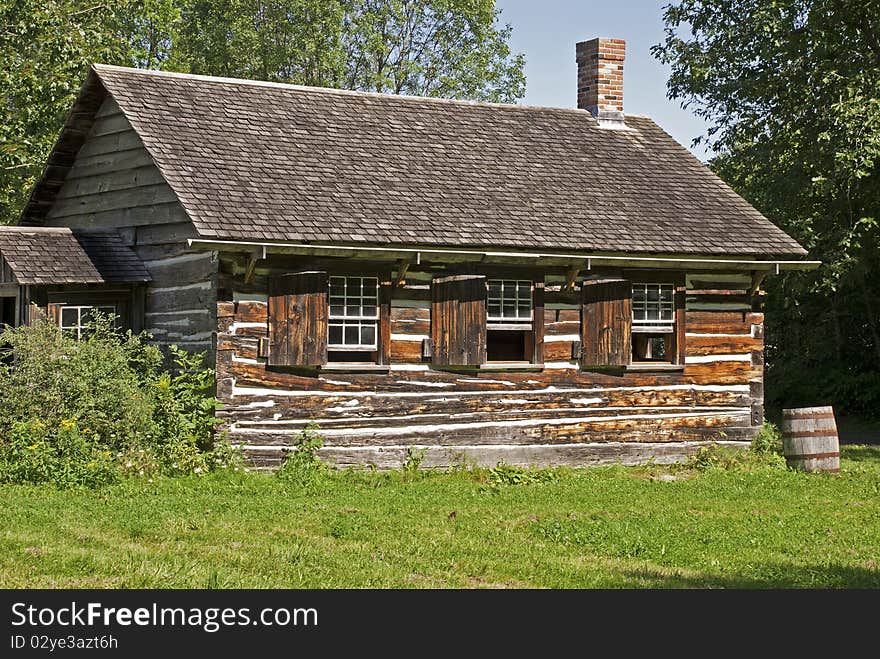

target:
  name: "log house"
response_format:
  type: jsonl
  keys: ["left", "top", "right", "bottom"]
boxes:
{"left": 4, "top": 37, "right": 818, "bottom": 469}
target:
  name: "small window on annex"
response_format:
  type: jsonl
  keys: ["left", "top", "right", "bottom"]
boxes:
{"left": 486, "top": 279, "right": 533, "bottom": 362}
{"left": 631, "top": 283, "right": 675, "bottom": 362}
{"left": 59, "top": 304, "right": 116, "bottom": 340}
{"left": 328, "top": 275, "right": 379, "bottom": 363}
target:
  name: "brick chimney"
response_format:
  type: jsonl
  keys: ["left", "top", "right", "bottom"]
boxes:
{"left": 576, "top": 37, "right": 626, "bottom": 124}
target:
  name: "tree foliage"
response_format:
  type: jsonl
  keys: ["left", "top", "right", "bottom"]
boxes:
{"left": 0, "top": 0, "right": 524, "bottom": 223}
{"left": 654, "top": 0, "right": 880, "bottom": 416}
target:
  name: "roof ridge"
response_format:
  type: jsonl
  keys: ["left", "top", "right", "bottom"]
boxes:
{"left": 92, "top": 63, "right": 635, "bottom": 121}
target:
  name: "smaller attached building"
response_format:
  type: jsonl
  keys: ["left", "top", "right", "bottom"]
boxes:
{"left": 0, "top": 226, "right": 150, "bottom": 331}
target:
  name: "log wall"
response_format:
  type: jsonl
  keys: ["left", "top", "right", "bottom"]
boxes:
{"left": 41, "top": 97, "right": 217, "bottom": 356}
{"left": 217, "top": 259, "right": 764, "bottom": 469}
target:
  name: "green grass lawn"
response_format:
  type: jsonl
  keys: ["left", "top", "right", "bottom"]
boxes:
{"left": 1, "top": 446, "right": 879, "bottom": 589}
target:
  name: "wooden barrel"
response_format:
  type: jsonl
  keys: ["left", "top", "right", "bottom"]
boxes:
{"left": 781, "top": 406, "right": 840, "bottom": 473}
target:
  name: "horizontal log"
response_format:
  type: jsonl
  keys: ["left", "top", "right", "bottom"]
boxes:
{"left": 685, "top": 311, "right": 763, "bottom": 334}
{"left": 237, "top": 440, "right": 752, "bottom": 470}
{"left": 543, "top": 341, "right": 576, "bottom": 361}
{"left": 685, "top": 335, "right": 761, "bottom": 356}
{"left": 391, "top": 339, "right": 425, "bottom": 363}
{"left": 235, "top": 301, "right": 268, "bottom": 323}
{"left": 232, "top": 407, "right": 750, "bottom": 436}
{"left": 225, "top": 356, "right": 758, "bottom": 392}
{"left": 219, "top": 380, "right": 752, "bottom": 418}
{"left": 143, "top": 251, "right": 217, "bottom": 285}
{"left": 146, "top": 280, "right": 216, "bottom": 315}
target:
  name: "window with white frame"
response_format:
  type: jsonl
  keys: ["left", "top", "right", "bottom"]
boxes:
{"left": 631, "top": 283, "right": 675, "bottom": 362}
{"left": 632, "top": 283, "right": 675, "bottom": 332}
{"left": 59, "top": 305, "right": 116, "bottom": 340}
{"left": 486, "top": 279, "right": 534, "bottom": 362}
{"left": 487, "top": 280, "right": 533, "bottom": 323}
{"left": 328, "top": 276, "right": 379, "bottom": 350}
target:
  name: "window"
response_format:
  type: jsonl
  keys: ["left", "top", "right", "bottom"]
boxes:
{"left": 631, "top": 283, "right": 674, "bottom": 362}
{"left": 59, "top": 305, "right": 116, "bottom": 340}
{"left": 487, "top": 279, "right": 533, "bottom": 362}
{"left": 488, "top": 279, "right": 533, "bottom": 323}
{"left": 328, "top": 276, "right": 379, "bottom": 356}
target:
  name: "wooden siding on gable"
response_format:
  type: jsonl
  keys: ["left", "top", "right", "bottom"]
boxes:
{"left": 40, "top": 97, "right": 216, "bottom": 356}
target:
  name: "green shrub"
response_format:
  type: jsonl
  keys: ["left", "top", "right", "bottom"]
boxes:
{"left": 0, "top": 419, "right": 117, "bottom": 489}
{"left": 276, "top": 422, "right": 329, "bottom": 487}
{"left": 487, "top": 462, "right": 564, "bottom": 486}
{"left": 752, "top": 420, "right": 783, "bottom": 456}
{"left": 0, "top": 316, "right": 233, "bottom": 487}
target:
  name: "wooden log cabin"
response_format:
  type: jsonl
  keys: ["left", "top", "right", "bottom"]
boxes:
{"left": 9, "top": 37, "right": 818, "bottom": 469}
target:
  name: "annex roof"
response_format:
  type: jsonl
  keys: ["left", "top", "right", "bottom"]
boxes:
{"left": 0, "top": 227, "right": 150, "bottom": 285}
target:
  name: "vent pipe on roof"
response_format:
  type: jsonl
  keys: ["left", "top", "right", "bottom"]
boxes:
{"left": 576, "top": 37, "right": 628, "bottom": 128}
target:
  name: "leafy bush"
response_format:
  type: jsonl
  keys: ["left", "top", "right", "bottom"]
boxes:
{"left": 688, "top": 431, "right": 787, "bottom": 473}
{"left": 276, "top": 422, "right": 329, "bottom": 487}
{"left": 752, "top": 421, "right": 783, "bottom": 456}
{"left": 487, "top": 463, "right": 565, "bottom": 486}
{"left": 0, "top": 316, "right": 234, "bottom": 487}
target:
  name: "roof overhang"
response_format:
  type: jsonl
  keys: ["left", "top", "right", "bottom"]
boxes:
{"left": 188, "top": 239, "right": 820, "bottom": 273}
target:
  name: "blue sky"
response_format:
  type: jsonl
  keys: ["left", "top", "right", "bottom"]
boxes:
{"left": 495, "top": 0, "right": 711, "bottom": 159}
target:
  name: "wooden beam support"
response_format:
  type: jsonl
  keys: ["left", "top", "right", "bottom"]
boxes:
{"left": 750, "top": 270, "right": 768, "bottom": 295}
{"left": 565, "top": 265, "right": 580, "bottom": 291}
{"left": 244, "top": 247, "right": 265, "bottom": 285}
{"left": 395, "top": 259, "right": 410, "bottom": 288}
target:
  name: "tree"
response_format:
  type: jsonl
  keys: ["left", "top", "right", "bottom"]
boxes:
{"left": 171, "top": 1, "right": 347, "bottom": 86}
{"left": 653, "top": 0, "right": 880, "bottom": 417}
{"left": 0, "top": 0, "right": 524, "bottom": 225}
{"left": 173, "top": 1, "right": 524, "bottom": 102}
{"left": 341, "top": 0, "right": 524, "bottom": 102}
{"left": 0, "top": 0, "right": 177, "bottom": 221}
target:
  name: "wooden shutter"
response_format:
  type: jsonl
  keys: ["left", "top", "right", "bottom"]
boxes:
{"left": 46, "top": 303, "right": 63, "bottom": 325}
{"left": 581, "top": 276, "right": 632, "bottom": 367}
{"left": 431, "top": 274, "right": 487, "bottom": 366}
{"left": 268, "top": 271, "right": 328, "bottom": 367}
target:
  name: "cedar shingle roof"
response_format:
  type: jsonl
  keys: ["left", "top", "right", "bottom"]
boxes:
{"left": 27, "top": 65, "right": 808, "bottom": 257}
{"left": 0, "top": 227, "right": 150, "bottom": 285}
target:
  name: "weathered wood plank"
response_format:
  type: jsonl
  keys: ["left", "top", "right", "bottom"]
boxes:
{"left": 238, "top": 440, "right": 752, "bottom": 471}
{"left": 48, "top": 183, "right": 179, "bottom": 219}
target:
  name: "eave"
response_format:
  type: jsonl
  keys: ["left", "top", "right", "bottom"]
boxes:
{"left": 188, "top": 239, "right": 821, "bottom": 273}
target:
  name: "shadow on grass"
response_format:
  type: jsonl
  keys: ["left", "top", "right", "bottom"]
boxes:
{"left": 841, "top": 445, "right": 880, "bottom": 465}
{"left": 625, "top": 562, "right": 880, "bottom": 589}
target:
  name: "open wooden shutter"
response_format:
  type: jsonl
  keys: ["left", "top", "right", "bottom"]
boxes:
{"left": 46, "top": 303, "right": 63, "bottom": 325}
{"left": 431, "top": 274, "right": 487, "bottom": 366}
{"left": 581, "top": 276, "right": 632, "bottom": 367}
{"left": 268, "top": 271, "right": 328, "bottom": 367}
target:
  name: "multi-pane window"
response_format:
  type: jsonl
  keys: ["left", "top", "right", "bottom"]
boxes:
{"left": 59, "top": 305, "right": 116, "bottom": 340}
{"left": 631, "top": 283, "right": 675, "bottom": 332}
{"left": 328, "top": 276, "right": 379, "bottom": 350}
{"left": 487, "top": 280, "right": 532, "bottom": 323}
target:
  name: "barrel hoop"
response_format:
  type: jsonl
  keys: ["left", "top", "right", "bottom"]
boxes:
{"left": 782, "top": 412, "right": 835, "bottom": 420}
{"left": 785, "top": 452, "right": 840, "bottom": 461}
{"left": 783, "top": 430, "right": 838, "bottom": 438}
